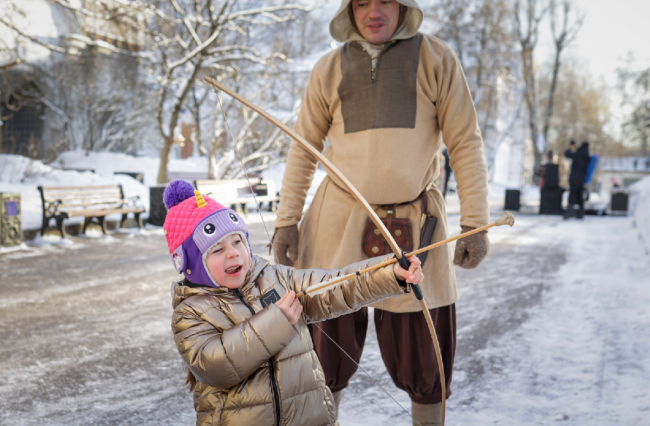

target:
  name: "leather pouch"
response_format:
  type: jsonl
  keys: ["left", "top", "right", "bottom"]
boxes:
{"left": 363, "top": 206, "right": 413, "bottom": 258}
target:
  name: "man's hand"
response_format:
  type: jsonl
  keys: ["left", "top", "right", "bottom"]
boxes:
{"left": 393, "top": 255, "right": 424, "bottom": 284}
{"left": 453, "top": 226, "right": 490, "bottom": 269}
{"left": 273, "top": 225, "right": 299, "bottom": 266}
{"left": 275, "top": 290, "right": 303, "bottom": 324}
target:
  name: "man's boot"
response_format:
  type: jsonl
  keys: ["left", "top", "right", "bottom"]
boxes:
{"left": 332, "top": 390, "right": 343, "bottom": 418}
{"left": 412, "top": 401, "right": 443, "bottom": 426}
{"left": 564, "top": 204, "right": 574, "bottom": 219}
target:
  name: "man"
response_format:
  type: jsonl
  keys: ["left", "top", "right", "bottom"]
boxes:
{"left": 273, "top": 1, "right": 490, "bottom": 424}
{"left": 564, "top": 140, "right": 590, "bottom": 219}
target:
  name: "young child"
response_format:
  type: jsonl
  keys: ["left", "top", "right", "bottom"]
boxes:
{"left": 163, "top": 180, "right": 423, "bottom": 426}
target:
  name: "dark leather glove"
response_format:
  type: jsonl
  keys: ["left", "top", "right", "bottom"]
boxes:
{"left": 453, "top": 226, "right": 490, "bottom": 269}
{"left": 273, "top": 225, "right": 299, "bottom": 266}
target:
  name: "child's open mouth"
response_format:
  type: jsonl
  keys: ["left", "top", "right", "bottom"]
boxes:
{"left": 225, "top": 265, "right": 242, "bottom": 275}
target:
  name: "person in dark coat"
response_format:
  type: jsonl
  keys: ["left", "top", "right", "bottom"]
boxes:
{"left": 564, "top": 141, "right": 590, "bottom": 219}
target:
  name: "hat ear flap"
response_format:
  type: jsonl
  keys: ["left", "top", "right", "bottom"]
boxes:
{"left": 171, "top": 244, "right": 187, "bottom": 273}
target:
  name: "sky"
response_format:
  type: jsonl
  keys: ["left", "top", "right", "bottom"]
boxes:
{"left": 565, "top": 0, "right": 650, "bottom": 87}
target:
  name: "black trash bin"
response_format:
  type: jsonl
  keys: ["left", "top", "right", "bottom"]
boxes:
{"left": 540, "top": 188, "right": 565, "bottom": 215}
{"left": 611, "top": 191, "right": 629, "bottom": 215}
{"left": 505, "top": 189, "right": 521, "bottom": 211}
{"left": 149, "top": 185, "right": 168, "bottom": 226}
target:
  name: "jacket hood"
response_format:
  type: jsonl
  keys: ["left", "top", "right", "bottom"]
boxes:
{"left": 329, "top": 0, "right": 424, "bottom": 43}
{"left": 171, "top": 255, "right": 269, "bottom": 308}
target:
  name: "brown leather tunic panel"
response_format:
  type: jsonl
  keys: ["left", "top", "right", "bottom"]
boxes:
{"left": 338, "top": 33, "right": 423, "bottom": 134}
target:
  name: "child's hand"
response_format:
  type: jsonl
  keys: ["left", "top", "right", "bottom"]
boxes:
{"left": 393, "top": 255, "right": 424, "bottom": 284}
{"left": 275, "top": 290, "right": 303, "bottom": 325}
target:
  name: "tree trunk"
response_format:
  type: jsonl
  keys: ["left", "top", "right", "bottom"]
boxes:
{"left": 542, "top": 42, "right": 563, "bottom": 147}
{"left": 521, "top": 47, "right": 543, "bottom": 178}
{"left": 156, "top": 61, "right": 203, "bottom": 184}
{"left": 158, "top": 136, "right": 174, "bottom": 184}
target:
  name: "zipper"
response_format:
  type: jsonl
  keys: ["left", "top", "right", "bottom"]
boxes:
{"left": 268, "top": 359, "right": 281, "bottom": 426}
{"left": 233, "top": 288, "right": 282, "bottom": 426}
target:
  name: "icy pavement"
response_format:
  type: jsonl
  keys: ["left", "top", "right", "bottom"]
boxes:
{"left": 0, "top": 214, "right": 648, "bottom": 425}
{"left": 340, "top": 214, "right": 650, "bottom": 426}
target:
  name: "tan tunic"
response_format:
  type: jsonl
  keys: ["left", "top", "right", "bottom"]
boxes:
{"left": 276, "top": 33, "right": 489, "bottom": 313}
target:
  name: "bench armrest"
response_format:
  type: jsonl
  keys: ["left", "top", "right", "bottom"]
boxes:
{"left": 44, "top": 199, "right": 63, "bottom": 217}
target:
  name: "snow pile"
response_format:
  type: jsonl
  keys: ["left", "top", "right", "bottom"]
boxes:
{"left": 0, "top": 154, "right": 149, "bottom": 231}
{"left": 262, "top": 163, "right": 326, "bottom": 208}
{"left": 0, "top": 152, "right": 327, "bottom": 232}
{"left": 630, "top": 175, "right": 650, "bottom": 255}
{"left": 53, "top": 151, "right": 208, "bottom": 187}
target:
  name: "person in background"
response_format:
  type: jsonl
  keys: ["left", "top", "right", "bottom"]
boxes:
{"left": 540, "top": 149, "right": 555, "bottom": 188}
{"left": 564, "top": 141, "right": 590, "bottom": 219}
{"left": 558, "top": 149, "right": 570, "bottom": 189}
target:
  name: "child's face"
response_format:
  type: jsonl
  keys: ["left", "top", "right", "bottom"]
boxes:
{"left": 205, "top": 233, "right": 251, "bottom": 289}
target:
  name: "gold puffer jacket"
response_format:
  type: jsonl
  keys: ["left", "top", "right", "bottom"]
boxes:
{"left": 172, "top": 254, "right": 409, "bottom": 426}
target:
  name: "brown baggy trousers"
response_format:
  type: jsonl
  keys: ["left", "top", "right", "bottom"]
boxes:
{"left": 308, "top": 304, "right": 456, "bottom": 404}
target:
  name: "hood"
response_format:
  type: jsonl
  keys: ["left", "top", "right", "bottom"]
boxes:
{"left": 329, "top": 0, "right": 424, "bottom": 43}
{"left": 171, "top": 255, "right": 269, "bottom": 308}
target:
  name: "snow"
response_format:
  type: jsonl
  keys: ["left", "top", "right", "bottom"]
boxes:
{"left": 0, "top": 152, "right": 326, "bottom": 232}
{"left": 444, "top": 182, "right": 541, "bottom": 215}
{"left": 0, "top": 153, "right": 150, "bottom": 231}
{"left": 339, "top": 214, "right": 650, "bottom": 425}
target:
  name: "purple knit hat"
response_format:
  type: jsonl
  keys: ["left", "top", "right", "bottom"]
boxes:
{"left": 163, "top": 180, "right": 252, "bottom": 287}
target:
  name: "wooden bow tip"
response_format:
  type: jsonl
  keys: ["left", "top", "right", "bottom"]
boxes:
{"left": 203, "top": 76, "right": 218, "bottom": 91}
{"left": 495, "top": 211, "right": 515, "bottom": 227}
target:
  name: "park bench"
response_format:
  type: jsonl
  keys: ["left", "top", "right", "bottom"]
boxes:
{"left": 195, "top": 178, "right": 279, "bottom": 216}
{"left": 37, "top": 184, "right": 145, "bottom": 238}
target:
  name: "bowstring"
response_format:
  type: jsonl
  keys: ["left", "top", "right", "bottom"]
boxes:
{"left": 212, "top": 85, "right": 418, "bottom": 425}
{"left": 308, "top": 319, "right": 422, "bottom": 426}
{"left": 214, "top": 88, "right": 273, "bottom": 244}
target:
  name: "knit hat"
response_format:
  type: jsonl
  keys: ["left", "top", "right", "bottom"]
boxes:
{"left": 163, "top": 180, "right": 251, "bottom": 287}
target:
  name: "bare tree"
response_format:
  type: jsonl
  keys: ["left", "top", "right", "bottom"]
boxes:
{"left": 540, "top": 57, "right": 621, "bottom": 156}
{"left": 541, "top": 0, "right": 583, "bottom": 148}
{"left": 208, "top": 89, "right": 301, "bottom": 179}
{"left": 428, "top": 0, "right": 521, "bottom": 172}
{"left": 514, "top": 0, "right": 547, "bottom": 177}
{"left": 617, "top": 57, "right": 650, "bottom": 156}
{"left": 1, "top": 0, "right": 318, "bottom": 174}
{"left": 0, "top": 0, "right": 157, "bottom": 159}
{"left": 137, "top": 0, "right": 313, "bottom": 183}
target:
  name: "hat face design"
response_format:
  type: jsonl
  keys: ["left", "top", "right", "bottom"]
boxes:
{"left": 192, "top": 210, "right": 249, "bottom": 255}
{"left": 203, "top": 222, "right": 217, "bottom": 236}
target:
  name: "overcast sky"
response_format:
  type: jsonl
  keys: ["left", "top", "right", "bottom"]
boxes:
{"left": 569, "top": 0, "right": 650, "bottom": 86}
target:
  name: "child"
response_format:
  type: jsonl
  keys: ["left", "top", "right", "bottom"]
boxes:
{"left": 163, "top": 180, "right": 423, "bottom": 426}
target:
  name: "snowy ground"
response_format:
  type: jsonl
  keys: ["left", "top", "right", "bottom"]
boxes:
{"left": 1, "top": 209, "right": 648, "bottom": 425}
{"left": 340, "top": 213, "right": 650, "bottom": 426}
